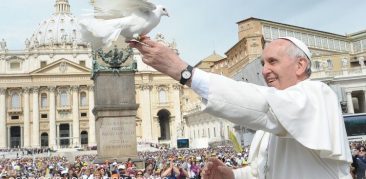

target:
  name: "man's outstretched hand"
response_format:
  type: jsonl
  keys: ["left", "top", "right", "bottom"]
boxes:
{"left": 129, "top": 36, "right": 188, "bottom": 82}
{"left": 202, "top": 158, "right": 235, "bottom": 179}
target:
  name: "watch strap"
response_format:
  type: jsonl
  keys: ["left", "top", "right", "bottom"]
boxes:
{"left": 179, "top": 65, "right": 193, "bottom": 85}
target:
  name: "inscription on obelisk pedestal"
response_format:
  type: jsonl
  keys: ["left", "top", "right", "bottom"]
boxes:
{"left": 98, "top": 117, "right": 137, "bottom": 158}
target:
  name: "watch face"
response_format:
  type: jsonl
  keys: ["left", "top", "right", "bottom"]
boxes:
{"left": 182, "top": 70, "right": 192, "bottom": 79}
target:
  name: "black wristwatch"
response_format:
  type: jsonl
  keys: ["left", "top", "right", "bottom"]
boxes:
{"left": 179, "top": 65, "right": 193, "bottom": 85}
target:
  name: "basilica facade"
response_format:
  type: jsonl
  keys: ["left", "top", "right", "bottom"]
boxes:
{"left": 0, "top": 0, "right": 95, "bottom": 149}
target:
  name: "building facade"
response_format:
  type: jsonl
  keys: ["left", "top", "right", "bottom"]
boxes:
{"left": 0, "top": 0, "right": 185, "bottom": 149}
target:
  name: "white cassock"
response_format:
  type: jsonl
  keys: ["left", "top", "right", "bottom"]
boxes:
{"left": 191, "top": 69, "right": 353, "bottom": 179}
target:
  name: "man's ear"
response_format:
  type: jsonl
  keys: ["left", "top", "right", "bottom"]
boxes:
{"left": 296, "top": 57, "right": 308, "bottom": 76}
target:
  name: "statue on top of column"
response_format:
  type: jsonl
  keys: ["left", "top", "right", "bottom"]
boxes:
{"left": 341, "top": 58, "right": 348, "bottom": 68}
{"left": 0, "top": 38, "right": 7, "bottom": 51}
{"left": 72, "top": 38, "right": 78, "bottom": 49}
{"left": 359, "top": 56, "right": 365, "bottom": 67}
{"left": 61, "top": 34, "right": 67, "bottom": 45}
{"left": 25, "top": 38, "right": 31, "bottom": 49}
{"left": 34, "top": 39, "right": 39, "bottom": 48}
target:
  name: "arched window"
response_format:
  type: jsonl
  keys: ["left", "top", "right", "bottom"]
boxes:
{"left": 60, "top": 91, "right": 68, "bottom": 106}
{"left": 11, "top": 93, "right": 20, "bottom": 109}
{"left": 80, "top": 92, "right": 87, "bottom": 106}
{"left": 159, "top": 90, "right": 167, "bottom": 103}
{"left": 41, "top": 93, "right": 48, "bottom": 109}
{"left": 157, "top": 109, "right": 171, "bottom": 140}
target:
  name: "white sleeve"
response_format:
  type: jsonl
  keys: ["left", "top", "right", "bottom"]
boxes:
{"left": 233, "top": 167, "right": 257, "bottom": 179}
{"left": 202, "top": 72, "right": 286, "bottom": 135}
{"left": 191, "top": 68, "right": 209, "bottom": 99}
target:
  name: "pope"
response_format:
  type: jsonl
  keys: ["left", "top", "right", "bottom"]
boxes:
{"left": 130, "top": 36, "right": 352, "bottom": 179}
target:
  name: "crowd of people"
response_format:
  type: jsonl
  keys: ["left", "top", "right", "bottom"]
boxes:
{"left": 0, "top": 142, "right": 364, "bottom": 178}
{"left": 0, "top": 148, "right": 51, "bottom": 159}
{"left": 0, "top": 146, "right": 250, "bottom": 179}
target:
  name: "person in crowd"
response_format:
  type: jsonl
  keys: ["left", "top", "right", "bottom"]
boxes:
{"left": 354, "top": 145, "right": 366, "bottom": 179}
{"left": 92, "top": 170, "right": 102, "bottom": 179}
{"left": 60, "top": 170, "right": 69, "bottom": 178}
{"left": 136, "top": 170, "right": 144, "bottom": 179}
{"left": 129, "top": 36, "right": 352, "bottom": 178}
{"left": 126, "top": 158, "right": 135, "bottom": 169}
{"left": 144, "top": 163, "right": 154, "bottom": 178}
{"left": 189, "top": 158, "right": 200, "bottom": 179}
{"left": 68, "top": 167, "right": 78, "bottom": 178}
{"left": 161, "top": 156, "right": 180, "bottom": 179}
{"left": 176, "top": 162, "right": 189, "bottom": 179}
{"left": 80, "top": 168, "right": 91, "bottom": 179}
{"left": 153, "top": 168, "right": 162, "bottom": 179}
{"left": 118, "top": 164, "right": 131, "bottom": 179}
{"left": 111, "top": 170, "right": 120, "bottom": 179}
{"left": 73, "top": 166, "right": 82, "bottom": 178}
{"left": 99, "top": 166, "right": 110, "bottom": 179}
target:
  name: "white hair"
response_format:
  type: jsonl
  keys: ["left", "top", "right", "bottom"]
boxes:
{"left": 286, "top": 43, "right": 312, "bottom": 77}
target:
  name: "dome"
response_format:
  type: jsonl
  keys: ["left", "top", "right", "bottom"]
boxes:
{"left": 27, "top": 0, "right": 85, "bottom": 49}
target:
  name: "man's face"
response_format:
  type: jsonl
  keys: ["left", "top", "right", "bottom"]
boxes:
{"left": 262, "top": 39, "right": 303, "bottom": 90}
{"left": 359, "top": 147, "right": 366, "bottom": 157}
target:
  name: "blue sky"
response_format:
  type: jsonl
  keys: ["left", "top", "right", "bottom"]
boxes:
{"left": 1, "top": 0, "right": 366, "bottom": 65}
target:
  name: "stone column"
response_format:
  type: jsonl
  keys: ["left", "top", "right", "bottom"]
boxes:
{"left": 71, "top": 85, "right": 80, "bottom": 147}
{"left": 346, "top": 91, "right": 354, "bottom": 114}
{"left": 32, "top": 87, "right": 40, "bottom": 147}
{"left": 172, "top": 84, "right": 182, "bottom": 148}
{"left": 48, "top": 86, "right": 57, "bottom": 149}
{"left": 88, "top": 85, "right": 97, "bottom": 147}
{"left": 23, "top": 87, "right": 31, "bottom": 148}
{"left": 140, "top": 84, "right": 152, "bottom": 141}
{"left": 0, "top": 88, "right": 7, "bottom": 148}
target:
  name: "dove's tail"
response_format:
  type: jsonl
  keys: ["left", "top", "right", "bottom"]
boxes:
{"left": 103, "top": 29, "right": 123, "bottom": 48}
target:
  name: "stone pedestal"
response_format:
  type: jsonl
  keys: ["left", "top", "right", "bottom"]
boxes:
{"left": 93, "top": 71, "right": 143, "bottom": 168}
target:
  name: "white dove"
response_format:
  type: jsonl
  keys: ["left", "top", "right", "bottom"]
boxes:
{"left": 79, "top": 0, "right": 169, "bottom": 49}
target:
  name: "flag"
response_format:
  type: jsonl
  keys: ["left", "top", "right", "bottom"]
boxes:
{"left": 228, "top": 130, "right": 243, "bottom": 153}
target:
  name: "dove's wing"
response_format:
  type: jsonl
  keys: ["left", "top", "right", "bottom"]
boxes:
{"left": 91, "top": 0, "right": 156, "bottom": 19}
